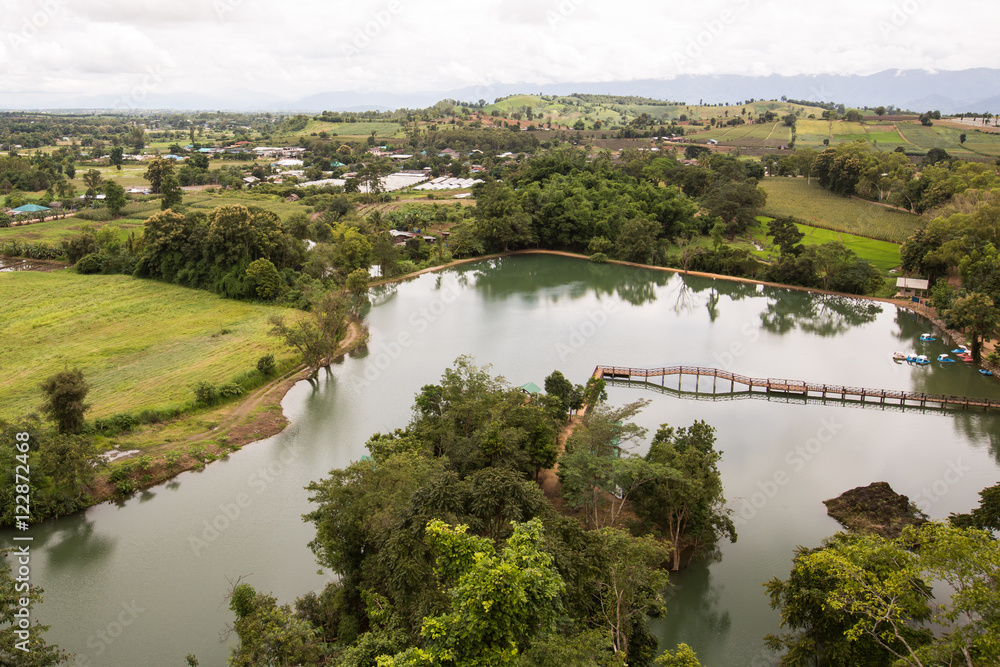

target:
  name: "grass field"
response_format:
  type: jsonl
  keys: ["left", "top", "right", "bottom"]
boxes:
{"left": 0, "top": 271, "right": 295, "bottom": 420}
{"left": 0, "top": 216, "right": 145, "bottom": 244}
{"left": 752, "top": 217, "right": 901, "bottom": 272}
{"left": 759, "top": 177, "right": 922, "bottom": 244}
{"left": 286, "top": 119, "right": 404, "bottom": 140}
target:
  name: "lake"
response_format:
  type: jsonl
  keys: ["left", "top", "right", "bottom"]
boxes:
{"left": 6, "top": 254, "right": 1000, "bottom": 666}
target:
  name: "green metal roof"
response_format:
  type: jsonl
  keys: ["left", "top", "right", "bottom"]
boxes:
{"left": 519, "top": 382, "right": 543, "bottom": 394}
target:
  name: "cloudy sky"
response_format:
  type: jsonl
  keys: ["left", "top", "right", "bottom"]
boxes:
{"left": 0, "top": 0, "right": 993, "bottom": 107}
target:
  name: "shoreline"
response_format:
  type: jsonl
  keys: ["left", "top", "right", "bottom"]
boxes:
{"left": 34, "top": 251, "right": 992, "bottom": 521}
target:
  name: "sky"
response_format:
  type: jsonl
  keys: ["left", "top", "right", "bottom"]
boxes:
{"left": 0, "top": 0, "right": 994, "bottom": 108}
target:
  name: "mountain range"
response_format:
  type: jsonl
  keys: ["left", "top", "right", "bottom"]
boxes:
{"left": 7, "top": 69, "right": 1000, "bottom": 114}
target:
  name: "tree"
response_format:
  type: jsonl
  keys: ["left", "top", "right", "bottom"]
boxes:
{"left": 378, "top": 519, "right": 565, "bottom": 667}
{"left": 0, "top": 550, "right": 70, "bottom": 666}
{"left": 245, "top": 258, "right": 281, "bottom": 300}
{"left": 945, "top": 292, "right": 999, "bottom": 363}
{"left": 590, "top": 528, "right": 672, "bottom": 660}
{"left": 701, "top": 180, "right": 767, "bottom": 237}
{"left": 950, "top": 482, "right": 1000, "bottom": 533}
{"left": 654, "top": 644, "right": 702, "bottom": 666}
{"left": 765, "top": 536, "right": 931, "bottom": 667}
{"left": 128, "top": 124, "right": 145, "bottom": 150}
{"left": 103, "top": 181, "right": 127, "bottom": 217}
{"left": 81, "top": 169, "right": 103, "bottom": 200}
{"left": 472, "top": 180, "right": 533, "bottom": 252}
{"left": 143, "top": 157, "right": 175, "bottom": 194}
{"left": 634, "top": 421, "right": 736, "bottom": 570}
{"left": 793, "top": 147, "right": 818, "bottom": 185}
{"left": 268, "top": 289, "right": 356, "bottom": 381}
{"left": 767, "top": 217, "right": 804, "bottom": 257}
{"left": 226, "top": 581, "right": 323, "bottom": 667}
{"left": 615, "top": 217, "right": 662, "bottom": 264}
{"left": 39, "top": 368, "right": 90, "bottom": 435}
{"left": 159, "top": 173, "right": 182, "bottom": 210}
{"left": 109, "top": 146, "right": 124, "bottom": 171}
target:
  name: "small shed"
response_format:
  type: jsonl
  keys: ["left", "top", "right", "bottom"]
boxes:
{"left": 518, "top": 382, "right": 543, "bottom": 395}
{"left": 896, "top": 277, "right": 929, "bottom": 298}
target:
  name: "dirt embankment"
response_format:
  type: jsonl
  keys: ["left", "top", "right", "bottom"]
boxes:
{"left": 88, "top": 322, "right": 366, "bottom": 504}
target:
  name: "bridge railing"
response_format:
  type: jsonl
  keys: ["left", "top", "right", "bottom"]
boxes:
{"left": 595, "top": 365, "right": 998, "bottom": 410}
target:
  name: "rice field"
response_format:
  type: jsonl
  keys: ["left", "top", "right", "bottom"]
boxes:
{"left": 0, "top": 271, "right": 295, "bottom": 420}
{"left": 759, "top": 177, "right": 922, "bottom": 244}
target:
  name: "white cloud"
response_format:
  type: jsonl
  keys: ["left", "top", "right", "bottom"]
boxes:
{"left": 0, "top": 0, "right": 997, "bottom": 107}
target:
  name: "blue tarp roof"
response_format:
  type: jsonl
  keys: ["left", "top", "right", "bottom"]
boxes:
{"left": 11, "top": 204, "right": 49, "bottom": 212}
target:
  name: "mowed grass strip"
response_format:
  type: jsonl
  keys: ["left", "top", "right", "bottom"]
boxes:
{"left": 759, "top": 177, "right": 922, "bottom": 244}
{"left": 0, "top": 272, "right": 296, "bottom": 420}
{"left": 753, "top": 217, "right": 901, "bottom": 272}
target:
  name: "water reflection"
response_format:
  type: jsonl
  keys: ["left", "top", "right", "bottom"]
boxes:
{"left": 654, "top": 558, "right": 732, "bottom": 649}
{"left": 759, "top": 293, "right": 882, "bottom": 336}
{"left": 40, "top": 514, "right": 116, "bottom": 570}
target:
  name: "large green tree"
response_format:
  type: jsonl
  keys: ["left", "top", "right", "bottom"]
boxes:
{"left": 634, "top": 421, "right": 736, "bottom": 570}
{"left": 39, "top": 368, "right": 89, "bottom": 435}
{"left": 377, "top": 519, "right": 565, "bottom": 667}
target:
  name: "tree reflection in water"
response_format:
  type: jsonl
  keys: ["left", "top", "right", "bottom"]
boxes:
{"left": 760, "top": 293, "right": 882, "bottom": 337}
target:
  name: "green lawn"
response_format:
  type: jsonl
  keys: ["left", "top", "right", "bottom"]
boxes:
{"left": 0, "top": 271, "right": 295, "bottom": 420}
{"left": 753, "top": 217, "right": 901, "bottom": 272}
{"left": 759, "top": 177, "right": 922, "bottom": 244}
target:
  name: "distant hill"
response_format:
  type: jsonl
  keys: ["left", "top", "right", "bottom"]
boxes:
{"left": 5, "top": 69, "right": 1000, "bottom": 114}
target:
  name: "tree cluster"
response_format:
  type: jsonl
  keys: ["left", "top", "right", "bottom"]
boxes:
{"left": 225, "top": 357, "right": 714, "bottom": 666}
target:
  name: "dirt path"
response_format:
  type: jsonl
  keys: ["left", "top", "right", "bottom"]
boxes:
{"left": 176, "top": 321, "right": 364, "bottom": 446}
{"left": 536, "top": 391, "right": 594, "bottom": 502}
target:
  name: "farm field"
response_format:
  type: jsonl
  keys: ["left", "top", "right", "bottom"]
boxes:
{"left": 0, "top": 215, "right": 146, "bottom": 245}
{"left": 288, "top": 119, "right": 404, "bottom": 139}
{"left": 759, "top": 177, "right": 922, "bottom": 244}
{"left": 0, "top": 271, "right": 294, "bottom": 420}
{"left": 897, "top": 123, "right": 1000, "bottom": 157}
{"left": 687, "top": 122, "right": 791, "bottom": 147}
{"left": 752, "top": 217, "right": 902, "bottom": 272}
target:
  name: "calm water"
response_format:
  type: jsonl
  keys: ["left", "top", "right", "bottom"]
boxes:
{"left": 5, "top": 255, "right": 1000, "bottom": 666}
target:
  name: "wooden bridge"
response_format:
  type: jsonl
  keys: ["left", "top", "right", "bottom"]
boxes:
{"left": 593, "top": 365, "right": 1000, "bottom": 412}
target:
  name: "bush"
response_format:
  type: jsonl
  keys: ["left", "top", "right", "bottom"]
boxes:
{"left": 114, "top": 479, "right": 136, "bottom": 497}
{"left": 95, "top": 412, "right": 137, "bottom": 433}
{"left": 257, "top": 354, "right": 276, "bottom": 376}
{"left": 589, "top": 252, "right": 609, "bottom": 263}
{"left": 194, "top": 381, "right": 219, "bottom": 406}
{"left": 108, "top": 462, "right": 134, "bottom": 483}
{"left": 165, "top": 451, "right": 183, "bottom": 468}
{"left": 136, "top": 455, "right": 154, "bottom": 471}
{"left": 218, "top": 382, "right": 244, "bottom": 398}
{"left": 75, "top": 252, "right": 104, "bottom": 274}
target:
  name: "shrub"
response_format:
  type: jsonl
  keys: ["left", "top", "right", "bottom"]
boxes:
{"left": 218, "top": 382, "right": 244, "bottom": 399}
{"left": 114, "top": 479, "right": 136, "bottom": 497}
{"left": 589, "top": 252, "right": 609, "bottom": 264}
{"left": 95, "top": 412, "right": 138, "bottom": 434}
{"left": 256, "top": 354, "right": 276, "bottom": 376}
{"left": 165, "top": 451, "right": 183, "bottom": 468}
{"left": 136, "top": 455, "right": 154, "bottom": 471}
{"left": 194, "top": 381, "right": 219, "bottom": 406}
{"left": 109, "top": 462, "right": 134, "bottom": 483}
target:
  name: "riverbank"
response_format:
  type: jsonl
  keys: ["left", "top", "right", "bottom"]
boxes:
{"left": 56, "top": 250, "right": 995, "bottom": 515}
{"left": 83, "top": 322, "right": 366, "bottom": 507}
